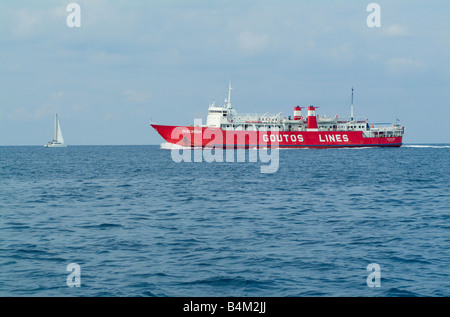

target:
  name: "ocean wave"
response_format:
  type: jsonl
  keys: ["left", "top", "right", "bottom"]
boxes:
{"left": 160, "top": 143, "right": 308, "bottom": 150}
{"left": 403, "top": 145, "right": 450, "bottom": 148}
{"left": 335, "top": 146, "right": 374, "bottom": 150}
{"left": 2, "top": 145, "right": 449, "bottom": 297}
{"left": 160, "top": 142, "right": 198, "bottom": 150}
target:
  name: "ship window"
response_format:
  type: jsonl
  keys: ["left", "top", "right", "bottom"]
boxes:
{"left": 223, "top": 113, "right": 227, "bottom": 116}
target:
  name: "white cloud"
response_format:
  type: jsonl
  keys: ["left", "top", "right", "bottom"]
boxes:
{"left": 238, "top": 31, "right": 268, "bottom": 55}
{"left": 326, "top": 44, "right": 354, "bottom": 62}
{"left": 104, "top": 113, "right": 120, "bottom": 121}
{"left": 8, "top": 92, "right": 65, "bottom": 121}
{"left": 49, "top": 91, "right": 64, "bottom": 102}
{"left": 91, "top": 52, "right": 131, "bottom": 66}
{"left": 36, "top": 91, "right": 64, "bottom": 120}
{"left": 385, "top": 24, "right": 409, "bottom": 37}
{"left": 9, "top": 107, "right": 34, "bottom": 121}
{"left": 124, "top": 89, "right": 151, "bottom": 104}
{"left": 386, "top": 57, "right": 422, "bottom": 73}
{"left": 133, "top": 107, "right": 148, "bottom": 116}
{"left": 9, "top": 5, "right": 67, "bottom": 39}
{"left": 11, "top": 8, "right": 41, "bottom": 38}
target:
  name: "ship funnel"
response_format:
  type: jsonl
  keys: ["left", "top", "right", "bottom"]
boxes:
{"left": 293, "top": 106, "right": 304, "bottom": 120}
{"left": 306, "top": 105, "right": 319, "bottom": 130}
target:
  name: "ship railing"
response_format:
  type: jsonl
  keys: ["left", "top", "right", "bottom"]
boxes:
{"left": 337, "top": 116, "right": 367, "bottom": 123}
{"left": 370, "top": 122, "right": 400, "bottom": 127}
{"left": 223, "top": 123, "right": 291, "bottom": 131}
{"left": 363, "top": 129, "right": 403, "bottom": 138}
{"left": 233, "top": 112, "right": 282, "bottom": 118}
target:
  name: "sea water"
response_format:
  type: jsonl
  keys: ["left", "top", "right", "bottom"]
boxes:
{"left": 0, "top": 145, "right": 449, "bottom": 296}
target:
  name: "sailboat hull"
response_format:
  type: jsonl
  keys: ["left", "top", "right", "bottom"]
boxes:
{"left": 44, "top": 142, "right": 67, "bottom": 148}
{"left": 45, "top": 113, "right": 67, "bottom": 147}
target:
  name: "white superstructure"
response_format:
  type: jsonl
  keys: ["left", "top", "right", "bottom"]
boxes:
{"left": 204, "top": 83, "right": 403, "bottom": 137}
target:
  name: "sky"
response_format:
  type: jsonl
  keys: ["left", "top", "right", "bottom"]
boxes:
{"left": 0, "top": 0, "right": 449, "bottom": 145}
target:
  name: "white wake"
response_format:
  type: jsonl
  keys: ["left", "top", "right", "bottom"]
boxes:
{"left": 403, "top": 145, "right": 450, "bottom": 149}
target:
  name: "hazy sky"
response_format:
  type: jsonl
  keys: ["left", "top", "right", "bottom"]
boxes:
{"left": 1, "top": 0, "right": 449, "bottom": 145}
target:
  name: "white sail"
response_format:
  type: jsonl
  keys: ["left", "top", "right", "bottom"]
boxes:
{"left": 45, "top": 113, "right": 67, "bottom": 147}
{"left": 56, "top": 114, "right": 64, "bottom": 143}
{"left": 53, "top": 113, "right": 58, "bottom": 141}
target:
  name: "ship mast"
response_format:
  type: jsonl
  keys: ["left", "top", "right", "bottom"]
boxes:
{"left": 350, "top": 87, "right": 354, "bottom": 121}
{"left": 225, "top": 81, "right": 232, "bottom": 109}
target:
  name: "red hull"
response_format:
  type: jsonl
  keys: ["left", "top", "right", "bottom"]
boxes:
{"left": 151, "top": 124, "right": 402, "bottom": 149}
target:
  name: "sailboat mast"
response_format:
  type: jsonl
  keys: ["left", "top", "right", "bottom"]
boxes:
{"left": 53, "top": 113, "right": 58, "bottom": 142}
{"left": 56, "top": 113, "right": 59, "bottom": 141}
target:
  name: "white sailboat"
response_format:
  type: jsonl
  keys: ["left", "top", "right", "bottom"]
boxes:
{"left": 44, "top": 113, "right": 67, "bottom": 147}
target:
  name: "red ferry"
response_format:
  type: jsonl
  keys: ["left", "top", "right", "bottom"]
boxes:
{"left": 151, "top": 84, "right": 404, "bottom": 149}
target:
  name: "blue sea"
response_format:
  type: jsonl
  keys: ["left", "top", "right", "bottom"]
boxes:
{"left": 0, "top": 144, "right": 449, "bottom": 297}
